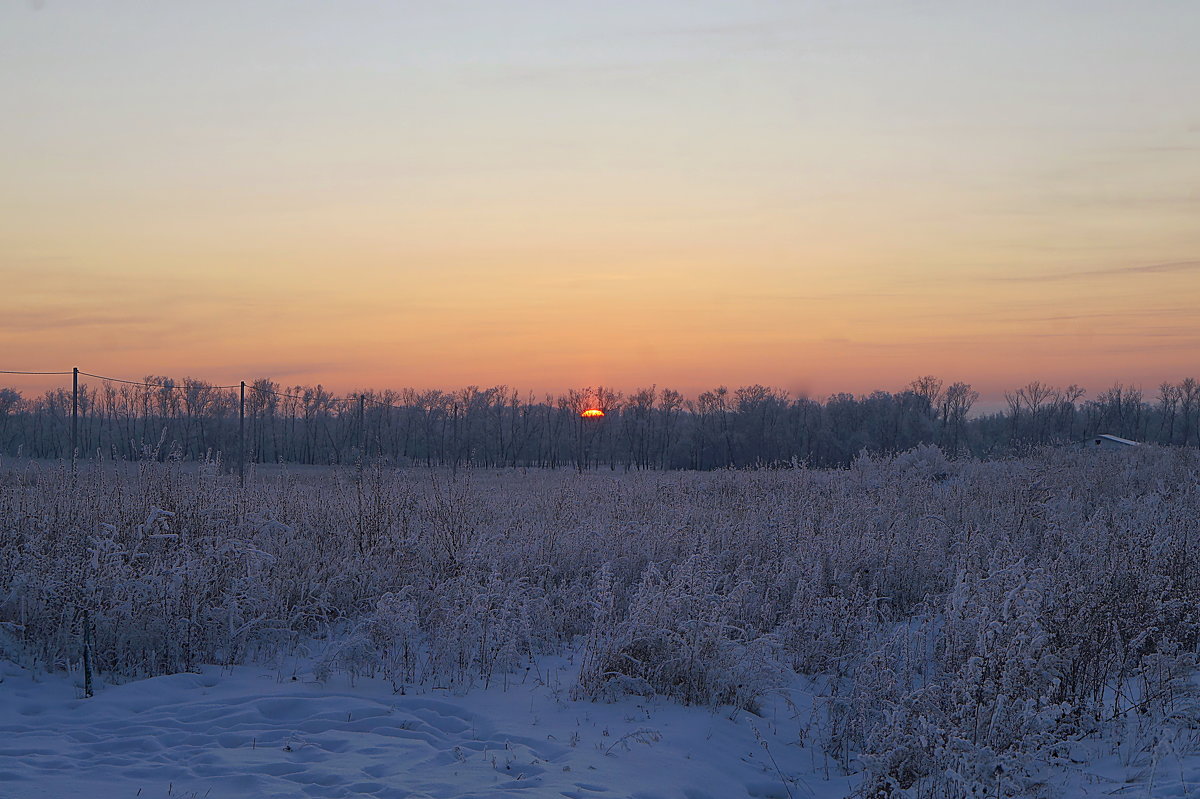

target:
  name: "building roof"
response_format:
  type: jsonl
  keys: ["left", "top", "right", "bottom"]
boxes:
{"left": 1094, "top": 434, "right": 1139, "bottom": 446}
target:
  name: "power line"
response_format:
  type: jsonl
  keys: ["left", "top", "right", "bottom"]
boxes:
{"left": 245, "top": 383, "right": 404, "bottom": 411}
{"left": 3, "top": 367, "right": 403, "bottom": 405}
{"left": 0, "top": 369, "right": 73, "bottom": 375}
{"left": 77, "top": 371, "right": 241, "bottom": 390}
{"left": 246, "top": 384, "right": 352, "bottom": 404}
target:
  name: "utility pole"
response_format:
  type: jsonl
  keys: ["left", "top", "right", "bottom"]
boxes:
{"left": 359, "top": 393, "right": 366, "bottom": 459}
{"left": 576, "top": 414, "right": 583, "bottom": 474}
{"left": 238, "top": 380, "right": 245, "bottom": 487}
{"left": 82, "top": 607, "right": 93, "bottom": 698}
{"left": 71, "top": 366, "right": 79, "bottom": 468}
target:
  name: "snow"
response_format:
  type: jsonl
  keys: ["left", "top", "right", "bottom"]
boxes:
{"left": 1091, "top": 434, "right": 1140, "bottom": 446}
{"left": 3, "top": 655, "right": 1199, "bottom": 799}
{"left": 3, "top": 449, "right": 1200, "bottom": 797}
{"left": 0, "top": 656, "right": 853, "bottom": 799}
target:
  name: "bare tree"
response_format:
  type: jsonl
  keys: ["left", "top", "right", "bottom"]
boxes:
{"left": 942, "top": 382, "right": 979, "bottom": 456}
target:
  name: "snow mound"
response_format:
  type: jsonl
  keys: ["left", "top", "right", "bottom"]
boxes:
{"left": 0, "top": 659, "right": 849, "bottom": 799}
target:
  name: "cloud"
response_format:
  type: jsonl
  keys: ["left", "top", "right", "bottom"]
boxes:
{"left": 987, "top": 259, "right": 1200, "bottom": 283}
{"left": 729, "top": 290, "right": 902, "bottom": 302}
{"left": 1135, "top": 145, "right": 1200, "bottom": 154}
{"left": 1032, "top": 309, "right": 1192, "bottom": 322}
{"left": 637, "top": 20, "right": 798, "bottom": 46}
{"left": 919, "top": 306, "right": 1200, "bottom": 324}
{"left": 1116, "top": 260, "right": 1200, "bottom": 275}
{"left": 0, "top": 309, "right": 158, "bottom": 333}
{"left": 226, "top": 361, "right": 352, "bottom": 382}
{"left": 1100, "top": 339, "right": 1200, "bottom": 354}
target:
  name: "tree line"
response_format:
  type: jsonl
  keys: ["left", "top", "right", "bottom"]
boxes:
{"left": 0, "top": 375, "right": 1197, "bottom": 469}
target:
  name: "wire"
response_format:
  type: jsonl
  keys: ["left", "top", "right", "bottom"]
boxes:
{"left": 0, "top": 369, "right": 73, "bottom": 375}
{"left": 245, "top": 384, "right": 406, "bottom": 411}
{"left": 246, "top": 384, "right": 340, "bottom": 404}
{"left": 77, "top": 371, "right": 241, "bottom": 390}
{"left": 3, "top": 368, "right": 400, "bottom": 409}
{"left": 78, "top": 371, "right": 160, "bottom": 387}
{"left": 365, "top": 397, "right": 400, "bottom": 410}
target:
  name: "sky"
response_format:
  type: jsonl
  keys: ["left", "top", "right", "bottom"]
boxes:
{"left": 2, "top": 0, "right": 1198, "bottom": 403}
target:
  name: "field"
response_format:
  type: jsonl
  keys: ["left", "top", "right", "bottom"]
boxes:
{"left": 2, "top": 447, "right": 1199, "bottom": 798}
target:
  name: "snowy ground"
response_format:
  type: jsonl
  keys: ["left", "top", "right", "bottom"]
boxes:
{"left": 3, "top": 658, "right": 1198, "bottom": 799}
{"left": 0, "top": 656, "right": 853, "bottom": 799}
{"left": 4, "top": 453, "right": 1200, "bottom": 798}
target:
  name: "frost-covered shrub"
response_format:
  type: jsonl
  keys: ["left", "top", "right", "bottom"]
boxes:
{"left": 366, "top": 589, "right": 422, "bottom": 687}
{"left": 891, "top": 443, "right": 952, "bottom": 480}
{"left": 422, "top": 566, "right": 538, "bottom": 690}
{"left": 578, "top": 554, "right": 784, "bottom": 710}
{"left": 0, "top": 445, "right": 1197, "bottom": 797}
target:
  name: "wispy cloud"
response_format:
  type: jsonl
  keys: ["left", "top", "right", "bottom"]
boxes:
{"left": 919, "top": 305, "right": 1199, "bottom": 324}
{"left": 1100, "top": 338, "right": 1200, "bottom": 354}
{"left": 987, "top": 259, "right": 1200, "bottom": 283}
{"left": 0, "top": 309, "right": 158, "bottom": 333}
{"left": 227, "top": 361, "right": 353, "bottom": 382}
{"left": 1031, "top": 308, "right": 1196, "bottom": 323}
{"left": 636, "top": 20, "right": 799, "bottom": 49}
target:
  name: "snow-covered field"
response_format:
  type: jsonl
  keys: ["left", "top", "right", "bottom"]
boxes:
{"left": 1, "top": 656, "right": 1196, "bottom": 799}
{"left": 0, "top": 655, "right": 854, "bottom": 799}
{"left": 2, "top": 447, "right": 1199, "bottom": 798}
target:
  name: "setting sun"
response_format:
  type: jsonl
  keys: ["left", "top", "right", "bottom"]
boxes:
{"left": 581, "top": 409, "right": 605, "bottom": 418}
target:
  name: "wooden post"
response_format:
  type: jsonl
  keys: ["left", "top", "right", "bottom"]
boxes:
{"left": 238, "top": 381, "right": 245, "bottom": 487}
{"left": 451, "top": 402, "right": 459, "bottom": 478}
{"left": 82, "top": 607, "right": 93, "bottom": 698}
{"left": 71, "top": 367, "right": 79, "bottom": 467}
{"left": 359, "top": 394, "right": 366, "bottom": 461}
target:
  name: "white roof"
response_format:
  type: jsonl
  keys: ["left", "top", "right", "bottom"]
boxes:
{"left": 1095, "top": 434, "right": 1139, "bottom": 446}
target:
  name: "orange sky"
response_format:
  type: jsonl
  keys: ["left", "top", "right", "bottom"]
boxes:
{"left": 2, "top": 2, "right": 1198, "bottom": 403}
